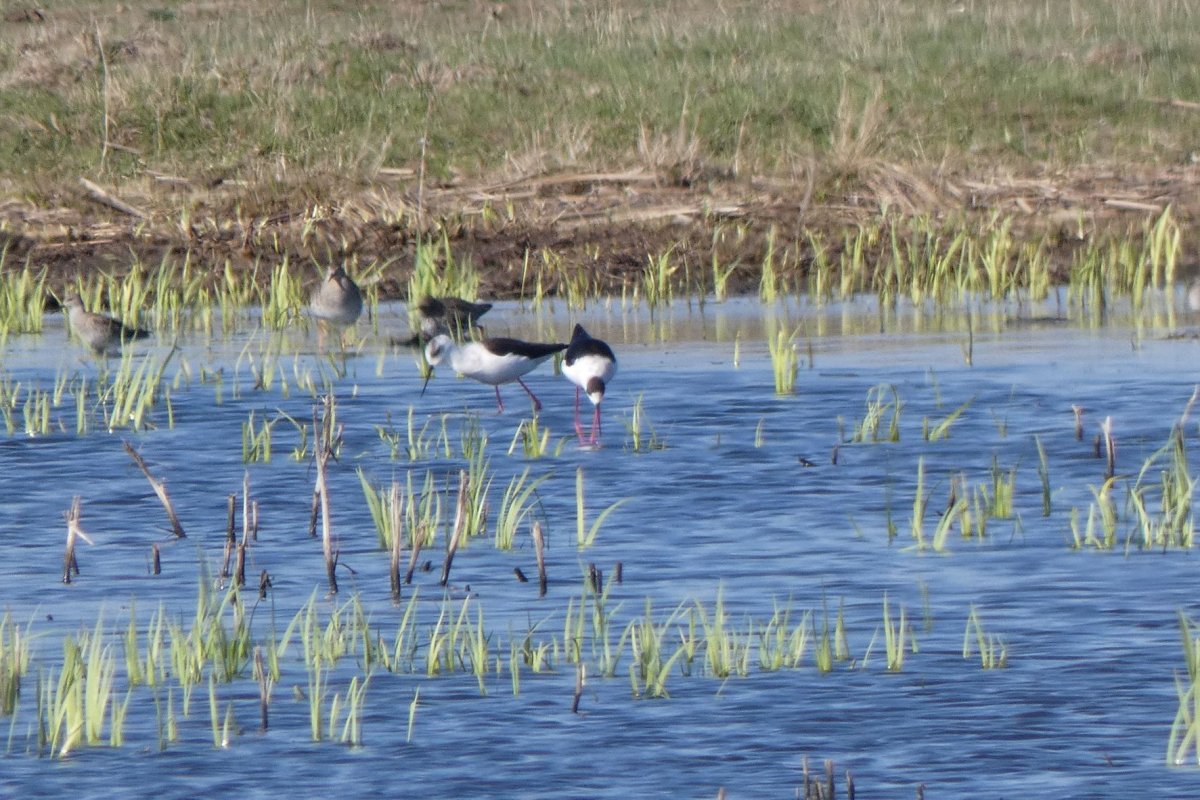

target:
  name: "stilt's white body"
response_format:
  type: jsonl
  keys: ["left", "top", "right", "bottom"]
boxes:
{"left": 424, "top": 334, "right": 565, "bottom": 412}
{"left": 562, "top": 353, "right": 617, "bottom": 405}
{"left": 562, "top": 324, "right": 617, "bottom": 444}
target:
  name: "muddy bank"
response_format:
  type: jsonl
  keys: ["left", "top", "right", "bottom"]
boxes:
{"left": 3, "top": 165, "right": 1199, "bottom": 299}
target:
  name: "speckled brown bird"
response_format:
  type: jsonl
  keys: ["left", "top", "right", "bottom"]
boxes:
{"left": 62, "top": 293, "right": 150, "bottom": 355}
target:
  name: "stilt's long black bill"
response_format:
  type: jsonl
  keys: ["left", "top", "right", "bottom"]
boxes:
{"left": 420, "top": 371, "right": 432, "bottom": 397}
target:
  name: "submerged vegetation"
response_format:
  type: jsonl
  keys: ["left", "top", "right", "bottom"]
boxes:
{"left": 2, "top": 575, "right": 1006, "bottom": 757}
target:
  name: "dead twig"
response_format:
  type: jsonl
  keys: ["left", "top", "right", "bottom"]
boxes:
{"left": 389, "top": 482, "right": 405, "bottom": 604}
{"left": 571, "top": 662, "right": 585, "bottom": 714}
{"left": 314, "top": 395, "right": 341, "bottom": 595}
{"left": 79, "top": 177, "right": 148, "bottom": 219}
{"left": 440, "top": 470, "right": 468, "bottom": 587}
{"left": 1102, "top": 416, "right": 1117, "bottom": 480}
{"left": 63, "top": 496, "right": 93, "bottom": 583}
{"left": 531, "top": 520, "right": 547, "bottom": 598}
{"left": 123, "top": 442, "right": 186, "bottom": 538}
{"left": 404, "top": 523, "right": 425, "bottom": 585}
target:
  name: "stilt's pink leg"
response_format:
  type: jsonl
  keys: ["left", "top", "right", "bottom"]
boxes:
{"left": 574, "top": 386, "right": 585, "bottom": 440}
{"left": 494, "top": 386, "right": 505, "bottom": 413}
{"left": 591, "top": 403, "right": 602, "bottom": 445}
{"left": 517, "top": 378, "right": 542, "bottom": 412}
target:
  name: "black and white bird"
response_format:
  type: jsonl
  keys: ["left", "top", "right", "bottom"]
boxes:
{"left": 422, "top": 333, "right": 565, "bottom": 413}
{"left": 562, "top": 324, "right": 617, "bottom": 445}
{"left": 309, "top": 264, "right": 363, "bottom": 326}
{"left": 62, "top": 293, "right": 150, "bottom": 355}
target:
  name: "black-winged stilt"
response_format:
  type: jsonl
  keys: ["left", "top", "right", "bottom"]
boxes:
{"left": 422, "top": 333, "right": 565, "bottom": 413}
{"left": 562, "top": 323, "right": 617, "bottom": 444}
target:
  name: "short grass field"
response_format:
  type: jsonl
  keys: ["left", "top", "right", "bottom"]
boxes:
{"left": 2, "top": 0, "right": 1200, "bottom": 292}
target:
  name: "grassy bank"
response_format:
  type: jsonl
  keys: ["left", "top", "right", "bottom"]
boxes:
{"left": 5, "top": 0, "right": 1200, "bottom": 197}
{"left": 2, "top": 0, "right": 1199, "bottom": 293}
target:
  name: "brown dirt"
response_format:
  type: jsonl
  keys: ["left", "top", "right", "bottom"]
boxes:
{"left": 4, "top": 163, "right": 1200, "bottom": 299}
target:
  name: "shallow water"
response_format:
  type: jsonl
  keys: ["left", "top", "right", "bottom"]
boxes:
{"left": 3, "top": 290, "right": 1200, "bottom": 797}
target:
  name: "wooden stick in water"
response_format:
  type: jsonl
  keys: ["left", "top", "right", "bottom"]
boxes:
{"left": 235, "top": 542, "right": 247, "bottom": 588}
{"left": 220, "top": 492, "right": 236, "bottom": 580}
{"left": 253, "top": 645, "right": 273, "bottom": 732}
{"left": 571, "top": 662, "right": 585, "bottom": 714}
{"left": 1102, "top": 415, "right": 1116, "bottom": 479}
{"left": 405, "top": 523, "right": 424, "bottom": 585}
{"left": 389, "top": 483, "right": 405, "bottom": 604}
{"left": 242, "top": 471, "right": 252, "bottom": 546}
{"left": 531, "top": 520, "right": 547, "bottom": 598}
{"left": 440, "top": 471, "right": 468, "bottom": 587}
{"left": 314, "top": 396, "right": 341, "bottom": 595}
{"left": 123, "top": 442, "right": 186, "bottom": 538}
{"left": 63, "top": 496, "right": 85, "bottom": 583}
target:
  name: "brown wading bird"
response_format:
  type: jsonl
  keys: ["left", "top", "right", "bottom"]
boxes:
{"left": 62, "top": 293, "right": 150, "bottom": 355}
{"left": 418, "top": 295, "right": 493, "bottom": 339}
{"left": 309, "top": 264, "right": 363, "bottom": 326}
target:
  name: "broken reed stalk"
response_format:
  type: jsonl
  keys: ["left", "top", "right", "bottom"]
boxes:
{"left": 1179, "top": 385, "right": 1200, "bottom": 431}
{"left": 1072, "top": 404, "right": 1085, "bottom": 441}
{"left": 571, "top": 662, "right": 585, "bottom": 713}
{"left": 220, "top": 492, "right": 236, "bottom": 580}
{"left": 1102, "top": 415, "right": 1116, "bottom": 479}
{"left": 258, "top": 570, "right": 272, "bottom": 600}
{"left": 389, "top": 483, "right": 405, "bottom": 603}
{"left": 800, "top": 757, "right": 842, "bottom": 800}
{"left": 233, "top": 472, "right": 252, "bottom": 587}
{"left": 63, "top": 496, "right": 84, "bottom": 583}
{"left": 253, "top": 645, "right": 273, "bottom": 732}
{"left": 404, "top": 523, "right": 424, "bottom": 585}
{"left": 314, "top": 397, "right": 341, "bottom": 595}
{"left": 235, "top": 543, "right": 247, "bottom": 588}
{"left": 531, "top": 520, "right": 547, "bottom": 597}
{"left": 242, "top": 471, "right": 252, "bottom": 546}
{"left": 79, "top": 177, "right": 147, "bottom": 219}
{"left": 122, "top": 442, "right": 186, "bottom": 538}
{"left": 440, "top": 470, "right": 468, "bottom": 587}
{"left": 150, "top": 542, "right": 161, "bottom": 575}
